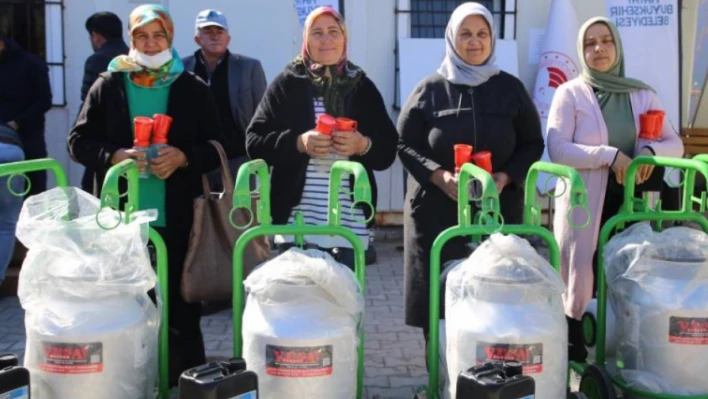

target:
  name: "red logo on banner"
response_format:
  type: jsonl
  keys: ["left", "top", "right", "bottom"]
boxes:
{"left": 533, "top": 52, "right": 579, "bottom": 118}
{"left": 547, "top": 67, "right": 569, "bottom": 88}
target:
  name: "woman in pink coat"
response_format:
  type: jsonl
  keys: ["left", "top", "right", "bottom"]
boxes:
{"left": 547, "top": 17, "right": 683, "bottom": 362}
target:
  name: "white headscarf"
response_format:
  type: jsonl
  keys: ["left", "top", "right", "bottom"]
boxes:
{"left": 437, "top": 2, "right": 500, "bottom": 87}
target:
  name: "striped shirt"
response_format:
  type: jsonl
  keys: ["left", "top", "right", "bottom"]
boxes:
{"left": 274, "top": 98, "right": 370, "bottom": 249}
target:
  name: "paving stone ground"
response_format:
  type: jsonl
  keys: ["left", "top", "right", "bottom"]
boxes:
{"left": 0, "top": 239, "right": 581, "bottom": 398}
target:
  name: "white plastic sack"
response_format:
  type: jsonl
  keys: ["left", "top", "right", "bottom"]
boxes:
{"left": 445, "top": 234, "right": 567, "bottom": 399}
{"left": 243, "top": 248, "right": 364, "bottom": 399}
{"left": 605, "top": 223, "right": 708, "bottom": 395}
{"left": 16, "top": 187, "right": 160, "bottom": 399}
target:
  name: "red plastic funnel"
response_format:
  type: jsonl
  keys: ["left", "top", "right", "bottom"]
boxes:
{"left": 335, "top": 117, "right": 358, "bottom": 132}
{"left": 647, "top": 110, "right": 665, "bottom": 140}
{"left": 315, "top": 114, "right": 336, "bottom": 136}
{"left": 471, "top": 151, "right": 492, "bottom": 174}
{"left": 134, "top": 117, "right": 153, "bottom": 147}
{"left": 454, "top": 144, "right": 473, "bottom": 173}
{"left": 639, "top": 113, "right": 659, "bottom": 140}
{"left": 152, "top": 113, "right": 172, "bottom": 144}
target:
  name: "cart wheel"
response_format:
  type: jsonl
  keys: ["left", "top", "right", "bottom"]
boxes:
{"left": 412, "top": 385, "right": 427, "bottom": 399}
{"left": 579, "top": 365, "right": 617, "bottom": 399}
{"left": 581, "top": 310, "right": 596, "bottom": 348}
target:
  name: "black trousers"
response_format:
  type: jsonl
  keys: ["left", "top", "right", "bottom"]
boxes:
{"left": 149, "top": 226, "right": 206, "bottom": 387}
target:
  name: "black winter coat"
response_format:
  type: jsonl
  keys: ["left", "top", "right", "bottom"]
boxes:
{"left": 0, "top": 38, "right": 52, "bottom": 139}
{"left": 398, "top": 71, "right": 544, "bottom": 328}
{"left": 68, "top": 72, "right": 224, "bottom": 239}
{"left": 81, "top": 39, "right": 129, "bottom": 102}
{"left": 246, "top": 64, "right": 399, "bottom": 227}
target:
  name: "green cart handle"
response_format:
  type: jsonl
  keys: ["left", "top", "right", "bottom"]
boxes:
{"left": 585, "top": 156, "right": 708, "bottom": 392}
{"left": 457, "top": 163, "right": 500, "bottom": 230}
{"left": 623, "top": 156, "right": 708, "bottom": 215}
{"left": 0, "top": 158, "right": 68, "bottom": 195}
{"left": 100, "top": 160, "right": 170, "bottom": 399}
{"left": 231, "top": 159, "right": 373, "bottom": 399}
{"left": 524, "top": 161, "right": 590, "bottom": 229}
{"left": 231, "top": 159, "right": 271, "bottom": 228}
{"left": 98, "top": 159, "right": 140, "bottom": 227}
{"left": 426, "top": 223, "right": 561, "bottom": 399}
{"left": 328, "top": 161, "right": 374, "bottom": 226}
{"left": 425, "top": 161, "right": 588, "bottom": 398}
{"left": 148, "top": 228, "right": 170, "bottom": 399}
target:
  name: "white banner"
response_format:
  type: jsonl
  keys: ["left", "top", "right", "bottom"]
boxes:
{"left": 606, "top": 0, "right": 680, "bottom": 131}
{"left": 294, "top": 0, "right": 340, "bottom": 27}
{"left": 532, "top": 0, "right": 581, "bottom": 193}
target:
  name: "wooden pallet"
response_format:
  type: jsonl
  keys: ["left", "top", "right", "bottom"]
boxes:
{"left": 682, "top": 127, "right": 708, "bottom": 157}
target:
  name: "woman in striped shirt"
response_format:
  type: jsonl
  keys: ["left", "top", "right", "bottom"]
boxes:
{"left": 246, "top": 7, "right": 398, "bottom": 269}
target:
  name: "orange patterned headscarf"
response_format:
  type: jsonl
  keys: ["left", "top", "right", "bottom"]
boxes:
{"left": 128, "top": 4, "right": 174, "bottom": 47}
{"left": 108, "top": 4, "right": 183, "bottom": 87}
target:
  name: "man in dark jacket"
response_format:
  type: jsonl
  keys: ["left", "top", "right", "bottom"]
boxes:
{"left": 78, "top": 12, "right": 129, "bottom": 194}
{"left": 0, "top": 33, "right": 52, "bottom": 196}
{"left": 183, "top": 10, "right": 268, "bottom": 314}
{"left": 183, "top": 9, "right": 267, "bottom": 184}
{"left": 81, "top": 12, "right": 129, "bottom": 102}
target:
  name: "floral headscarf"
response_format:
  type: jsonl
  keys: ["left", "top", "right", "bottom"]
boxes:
{"left": 291, "top": 7, "right": 363, "bottom": 116}
{"left": 108, "top": 4, "right": 184, "bottom": 88}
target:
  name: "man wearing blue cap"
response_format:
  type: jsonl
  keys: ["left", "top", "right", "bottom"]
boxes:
{"left": 183, "top": 9, "right": 267, "bottom": 181}
{"left": 183, "top": 9, "right": 267, "bottom": 315}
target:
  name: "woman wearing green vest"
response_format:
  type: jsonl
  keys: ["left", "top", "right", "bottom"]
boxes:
{"left": 68, "top": 5, "right": 224, "bottom": 384}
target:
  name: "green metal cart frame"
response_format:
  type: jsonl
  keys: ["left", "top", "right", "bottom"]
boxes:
{"left": 571, "top": 155, "right": 708, "bottom": 399}
{"left": 425, "top": 161, "right": 590, "bottom": 399}
{"left": 230, "top": 159, "right": 374, "bottom": 399}
{"left": 0, "top": 158, "right": 171, "bottom": 399}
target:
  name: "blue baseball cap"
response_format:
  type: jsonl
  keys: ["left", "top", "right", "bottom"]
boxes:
{"left": 195, "top": 9, "right": 228, "bottom": 32}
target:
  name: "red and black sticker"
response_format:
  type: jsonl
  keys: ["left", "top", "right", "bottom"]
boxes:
{"left": 39, "top": 342, "right": 103, "bottom": 374}
{"left": 669, "top": 317, "right": 708, "bottom": 345}
{"left": 265, "top": 345, "right": 333, "bottom": 377}
{"left": 476, "top": 342, "right": 543, "bottom": 374}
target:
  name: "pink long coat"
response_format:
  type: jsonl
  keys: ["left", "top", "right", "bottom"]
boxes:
{"left": 547, "top": 78, "right": 684, "bottom": 319}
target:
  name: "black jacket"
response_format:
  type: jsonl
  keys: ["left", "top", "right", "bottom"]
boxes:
{"left": 68, "top": 72, "right": 224, "bottom": 234}
{"left": 0, "top": 37, "right": 52, "bottom": 138}
{"left": 397, "top": 71, "right": 544, "bottom": 328}
{"left": 246, "top": 64, "right": 398, "bottom": 227}
{"left": 183, "top": 50, "right": 267, "bottom": 159}
{"left": 81, "top": 39, "right": 129, "bottom": 102}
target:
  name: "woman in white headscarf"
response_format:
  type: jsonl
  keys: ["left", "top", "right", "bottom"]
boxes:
{"left": 398, "top": 2, "right": 544, "bottom": 334}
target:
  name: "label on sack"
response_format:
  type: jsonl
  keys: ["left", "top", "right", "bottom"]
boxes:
{"left": 669, "top": 317, "right": 708, "bottom": 344}
{"left": 476, "top": 342, "right": 543, "bottom": 374}
{"left": 39, "top": 342, "right": 103, "bottom": 374}
{"left": 265, "top": 344, "right": 333, "bottom": 377}
{"left": 0, "top": 386, "right": 29, "bottom": 399}
{"left": 228, "top": 391, "right": 257, "bottom": 399}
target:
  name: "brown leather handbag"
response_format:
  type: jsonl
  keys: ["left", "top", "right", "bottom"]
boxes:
{"left": 181, "top": 141, "right": 271, "bottom": 303}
